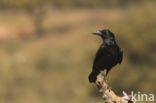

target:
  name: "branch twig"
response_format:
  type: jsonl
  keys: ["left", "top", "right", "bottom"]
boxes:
{"left": 95, "top": 71, "right": 136, "bottom": 103}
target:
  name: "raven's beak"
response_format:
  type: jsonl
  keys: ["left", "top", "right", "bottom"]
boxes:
{"left": 92, "top": 31, "right": 102, "bottom": 35}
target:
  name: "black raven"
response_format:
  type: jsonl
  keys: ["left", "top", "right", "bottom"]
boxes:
{"left": 89, "top": 29, "right": 123, "bottom": 83}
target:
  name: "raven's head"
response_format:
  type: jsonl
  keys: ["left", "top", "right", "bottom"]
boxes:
{"left": 92, "top": 29, "right": 115, "bottom": 40}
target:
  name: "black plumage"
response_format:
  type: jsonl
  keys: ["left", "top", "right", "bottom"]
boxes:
{"left": 89, "top": 29, "right": 123, "bottom": 83}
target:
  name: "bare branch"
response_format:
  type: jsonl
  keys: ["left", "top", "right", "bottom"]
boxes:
{"left": 95, "top": 71, "right": 136, "bottom": 103}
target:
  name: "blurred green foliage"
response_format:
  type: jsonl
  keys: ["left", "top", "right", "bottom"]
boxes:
{"left": 0, "top": 0, "right": 155, "bottom": 9}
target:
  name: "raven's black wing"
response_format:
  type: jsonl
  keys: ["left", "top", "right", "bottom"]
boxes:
{"left": 117, "top": 48, "right": 123, "bottom": 64}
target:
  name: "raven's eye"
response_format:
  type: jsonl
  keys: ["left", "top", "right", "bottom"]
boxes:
{"left": 101, "top": 35, "right": 107, "bottom": 39}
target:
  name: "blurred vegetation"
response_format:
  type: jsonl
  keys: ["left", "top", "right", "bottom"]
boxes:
{"left": 0, "top": 0, "right": 155, "bottom": 103}
{"left": 0, "top": 0, "right": 155, "bottom": 9}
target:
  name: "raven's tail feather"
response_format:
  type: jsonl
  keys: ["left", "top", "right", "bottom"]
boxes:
{"left": 88, "top": 71, "right": 99, "bottom": 83}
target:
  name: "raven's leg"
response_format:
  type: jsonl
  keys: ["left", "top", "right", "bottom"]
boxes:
{"left": 103, "top": 68, "right": 112, "bottom": 90}
{"left": 103, "top": 69, "right": 108, "bottom": 82}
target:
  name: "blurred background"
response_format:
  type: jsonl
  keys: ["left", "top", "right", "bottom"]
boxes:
{"left": 0, "top": 0, "right": 156, "bottom": 103}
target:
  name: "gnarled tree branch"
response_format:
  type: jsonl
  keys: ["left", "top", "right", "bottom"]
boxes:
{"left": 95, "top": 71, "right": 136, "bottom": 103}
